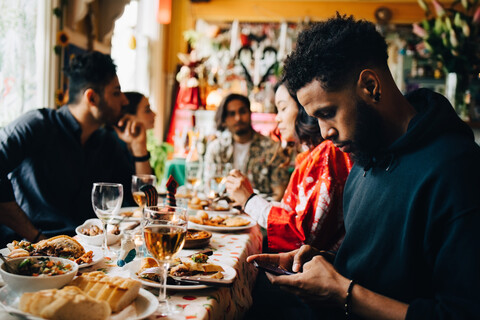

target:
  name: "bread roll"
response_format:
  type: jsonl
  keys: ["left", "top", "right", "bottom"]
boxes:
{"left": 70, "top": 271, "right": 141, "bottom": 313}
{"left": 19, "top": 286, "right": 111, "bottom": 320}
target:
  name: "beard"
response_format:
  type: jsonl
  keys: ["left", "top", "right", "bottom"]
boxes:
{"left": 98, "top": 96, "right": 122, "bottom": 127}
{"left": 235, "top": 127, "right": 251, "bottom": 136}
{"left": 349, "top": 99, "right": 388, "bottom": 168}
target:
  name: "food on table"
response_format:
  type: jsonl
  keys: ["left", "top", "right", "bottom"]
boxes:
{"left": 34, "top": 235, "right": 85, "bottom": 258}
{"left": 80, "top": 224, "right": 120, "bottom": 236}
{"left": 7, "top": 235, "right": 93, "bottom": 265}
{"left": 15, "top": 257, "right": 73, "bottom": 276}
{"left": 137, "top": 254, "right": 224, "bottom": 283}
{"left": 120, "top": 208, "right": 142, "bottom": 218}
{"left": 189, "top": 211, "right": 250, "bottom": 227}
{"left": 70, "top": 271, "right": 141, "bottom": 313}
{"left": 186, "top": 230, "right": 211, "bottom": 241}
{"left": 19, "top": 286, "right": 111, "bottom": 320}
{"left": 184, "top": 229, "right": 212, "bottom": 249}
{"left": 170, "top": 256, "right": 224, "bottom": 279}
{"left": 188, "top": 196, "right": 209, "bottom": 210}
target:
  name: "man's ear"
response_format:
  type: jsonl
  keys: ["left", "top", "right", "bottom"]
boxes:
{"left": 85, "top": 88, "right": 97, "bottom": 106}
{"left": 357, "top": 69, "right": 381, "bottom": 103}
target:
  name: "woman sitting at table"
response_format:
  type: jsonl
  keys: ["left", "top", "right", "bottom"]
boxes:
{"left": 226, "top": 82, "right": 353, "bottom": 252}
{"left": 117, "top": 91, "right": 156, "bottom": 175}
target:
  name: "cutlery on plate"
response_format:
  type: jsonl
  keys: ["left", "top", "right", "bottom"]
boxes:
{"left": 168, "top": 275, "right": 233, "bottom": 287}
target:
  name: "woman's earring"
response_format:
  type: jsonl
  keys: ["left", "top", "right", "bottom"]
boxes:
{"left": 374, "top": 92, "right": 381, "bottom": 102}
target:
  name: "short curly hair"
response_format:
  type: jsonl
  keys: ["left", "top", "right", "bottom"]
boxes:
{"left": 284, "top": 14, "right": 388, "bottom": 93}
{"left": 64, "top": 51, "right": 117, "bottom": 104}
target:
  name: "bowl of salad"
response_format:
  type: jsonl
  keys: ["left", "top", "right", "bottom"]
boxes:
{"left": 0, "top": 256, "right": 78, "bottom": 293}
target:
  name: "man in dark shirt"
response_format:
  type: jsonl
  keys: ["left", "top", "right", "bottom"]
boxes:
{"left": 247, "top": 15, "right": 480, "bottom": 319}
{"left": 0, "top": 51, "right": 152, "bottom": 246}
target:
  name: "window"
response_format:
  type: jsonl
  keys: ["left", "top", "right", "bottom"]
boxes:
{"left": 0, "top": 0, "right": 56, "bottom": 127}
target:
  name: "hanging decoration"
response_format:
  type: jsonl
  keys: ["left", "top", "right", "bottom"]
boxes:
{"left": 157, "top": 0, "right": 172, "bottom": 25}
{"left": 53, "top": 0, "right": 69, "bottom": 108}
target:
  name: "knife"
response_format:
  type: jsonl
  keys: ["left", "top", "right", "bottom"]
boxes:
{"left": 168, "top": 275, "right": 233, "bottom": 287}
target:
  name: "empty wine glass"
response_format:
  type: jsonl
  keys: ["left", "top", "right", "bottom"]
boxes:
{"left": 143, "top": 205, "right": 187, "bottom": 316}
{"left": 131, "top": 174, "right": 157, "bottom": 208}
{"left": 91, "top": 183, "right": 123, "bottom": 257}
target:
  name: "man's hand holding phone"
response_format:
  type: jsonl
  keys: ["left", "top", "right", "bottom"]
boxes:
{"left": 252, "top": 260, "right": 296, "bottom": 276}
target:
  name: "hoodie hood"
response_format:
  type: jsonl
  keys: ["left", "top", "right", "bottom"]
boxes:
{"left": 363, "top": 89, "right": 474, "bottom": 173}
{"left": 390, "top": 88, "right": 473, "bottom": 153}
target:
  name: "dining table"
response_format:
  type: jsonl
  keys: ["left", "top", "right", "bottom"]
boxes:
{"left": 0, "top": 219, "right": 263, "bottom": 320}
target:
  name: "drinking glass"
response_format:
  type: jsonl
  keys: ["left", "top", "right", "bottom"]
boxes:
{"left": 131, "top": 174, "right": 157, "bottom": 208}
{"left": 206, "top": 163, "right": 232, "bottom": 197}
{"left": 185, "top": 161, "right": 202, "bottom": 193}
{"left": 143, "top": 205, "right": 187, "bottom": 316}
{"left": 91, "top": 183, "right": 124, "bottom": 257}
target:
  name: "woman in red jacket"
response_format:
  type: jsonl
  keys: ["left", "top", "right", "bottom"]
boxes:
{"left": 226, "top": 82, "right": 352, "bottom": 252}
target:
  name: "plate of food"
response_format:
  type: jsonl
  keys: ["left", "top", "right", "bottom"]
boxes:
{"left": 0, "top": 272, "right": 158, "bottom": 320}
{"left": 119, "top": 207, "right": 143, "bottom": 221}
{"left": 188, "top": 211, "right": 256, "bottom": 232}
{"left": 134, "top": 253, "right": 236, "bottom": 290}
{"left": 1, "top": 235, "right": 102, "bottom": 269}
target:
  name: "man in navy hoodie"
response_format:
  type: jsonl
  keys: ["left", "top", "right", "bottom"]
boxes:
{"left": 247, "top": 14, "right": 480, "bottom": 319}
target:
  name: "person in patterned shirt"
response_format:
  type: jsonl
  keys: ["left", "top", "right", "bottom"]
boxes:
{"left": 226, "top": 83, "right": 352, "bottom": 252}
{"left": 204, "top": 93, "right": 290, "bottom": 201}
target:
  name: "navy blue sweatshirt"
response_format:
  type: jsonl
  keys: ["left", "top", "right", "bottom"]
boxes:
{"left": 335, "top": 89, "right": 480, "bottom": 319}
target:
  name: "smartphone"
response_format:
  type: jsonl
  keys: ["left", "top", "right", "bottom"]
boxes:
{"left": 252, "top": 260, "right": 295, "bottom": 276}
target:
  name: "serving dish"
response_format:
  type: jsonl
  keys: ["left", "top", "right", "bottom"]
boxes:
{"left": 184, "top": 229, "right": 212, "bottom": 249}
{"left": 0, "top": 256, "right": 78, "bottom": 293}
{"left": 75, "top": 219, "right": 122, "bottom": 246}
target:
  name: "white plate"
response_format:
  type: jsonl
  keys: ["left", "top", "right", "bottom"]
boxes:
{"left": 0, "top": 246, "right": 103, "bottom": 269}
{"left": 203, "top": 208, "right": 240, "bottom": 215}
{"left": 188, "top": 215, "right": 257, "bottom": 232}
{"left": 0, "top": 286, "right": 157, "bottom": 320}
{"left": 135, "top": 262, "right": 236, "bottom": 290}
{"left": 119, "top": 206, "right": 143, "bottom": 221}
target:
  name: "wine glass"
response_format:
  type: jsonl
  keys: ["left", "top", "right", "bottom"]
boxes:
{"left": 206, "top": 163, "right": 232, "bottom": 197}
{"left": 91, "top": 183, "right": 124, "bottom": 257}
{"left": 143, "top": 205, "right": 187, "bottom": 316}
{"left": 131, "top": 174, "right": 157, "bottom": 208}
{"left": 185, "top": 161, "right": 202, "bottom": 193}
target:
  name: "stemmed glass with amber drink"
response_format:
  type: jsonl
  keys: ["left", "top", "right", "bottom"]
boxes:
{"left": 131, "top": 174, "right": 157, "bottom": 208}
{"left": 206, "top": 163, "right": 232, "bottom": 197}
{"left": 143, "top": 205, "right": 187, "bottom": 315}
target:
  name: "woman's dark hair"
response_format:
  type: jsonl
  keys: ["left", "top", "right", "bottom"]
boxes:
{"left": 64, "top": 51, "right": 117, "bottom": 104}
{"left": 269, "top": 81, "right": 323, "bottom": 167}
{"left": 124, "top": 92, "right": 145, "bottom": 115}
{"left": 284, "top": 14, "right": 388, "bottom": 93}
{"left": 294, "top": 97, "right": 323, "bottom": 148}
{"left": 277, "top": 80, "right": 323, "bottom": 147}
{"left": 214, "top": 93, "right": 250, "bottom": 131}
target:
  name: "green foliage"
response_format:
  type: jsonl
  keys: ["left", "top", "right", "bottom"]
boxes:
{"left": 146, "top": 130, "right": 174, "bottom": 182}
